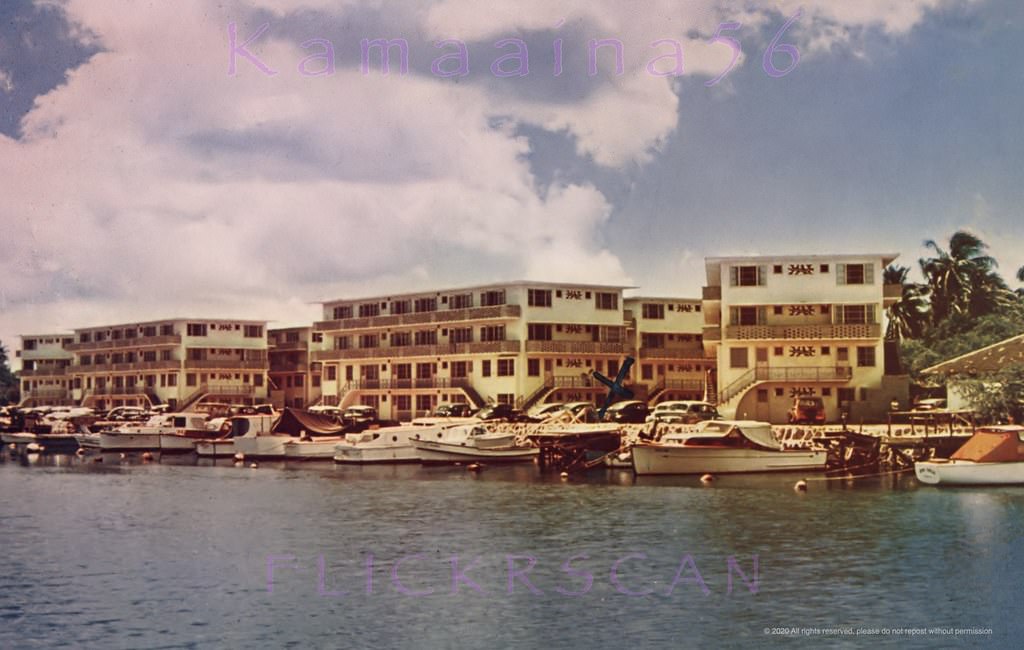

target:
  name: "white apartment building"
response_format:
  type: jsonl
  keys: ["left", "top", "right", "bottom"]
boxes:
{"left": 17, "top": 334, "right": 76, "bottom": 407}
{"left": 64, "top": 318, "right": 269, "bottom": 410}
{"left": 625, "top": 297, "right": 715, "bottom": 402}
{"left": 268, "top": 326, "right": 322, "bottom": 409}
{"left": 703, "top": 254, "right": 906, "bottom": 423}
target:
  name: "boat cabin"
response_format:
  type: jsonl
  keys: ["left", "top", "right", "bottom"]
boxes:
{"left": 663, "top": 420, "right": 782, "bottom": 451}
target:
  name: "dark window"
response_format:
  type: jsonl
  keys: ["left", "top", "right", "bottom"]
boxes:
{"left": 641, "top": 303, "right": 665, "bottom": 319}
{"left": 528, "top": 289, "right": 552, "bottom": 307}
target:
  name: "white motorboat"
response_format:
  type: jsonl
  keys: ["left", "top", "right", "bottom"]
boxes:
{"left": 283, "top": 435, "right": 349, "bottom": 460}
{"left": 99, "top": 412, "right": 209, "bottom": 451}
{"left": 915, "top": 425, "right": 1024, "bottom": 485}
{"left": 631, "top": 420, "right": 827, "bottom": 475}
{"left": 412, "top": 424, "right": 538, "bottom": 463}
{"left": 196, "top": 414, "right": 277, "bottom": 458}
{"left": 333, "top": 423, "right": 458, "bottom": 464}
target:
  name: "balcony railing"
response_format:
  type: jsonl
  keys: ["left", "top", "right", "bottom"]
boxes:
{"left": 754, "top": 366, "right": 853, "bottom": 382}
{"left": 24, "top": 387, "right": 70, "bottom": 399}
{"left": 702, "top": 327, "right": 722, "bottom": 342}
{"left": 314, "top": 304, "right": 522, "bottom": 331}
{"left": 524, "top": 341, "right": 630, "bottom": 354}
{"left": 269, "top": 362, "right": 309, "bottom": 373}
{"left": 339, "top": 377, "right": 473, "bottom": 391}
{"left": 312, "top": 340, "right": 520, "bottom": 361}
{"left": 724, "top": 323, "right": 881, "bottom": 341}
{"left": 66, "top": 334, "right": 182, "bottom": 351}
{"left": 71, "top": 361, "right": 182, "bottom": 373}
{"left": 18, "top": 366, "right": 69, "bottom": 377}
{"left": 638, "top": 347, "right": 712, "bottom": 360}
{"left": 270, "top": 340, "right": 309, "bottom": 350}
{"left": 183, "top": 359, "right": 268, "bottom": 370}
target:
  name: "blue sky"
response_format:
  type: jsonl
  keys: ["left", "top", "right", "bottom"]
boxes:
{"left": 1, "top": 0, "right": 1022, "bottom": 359}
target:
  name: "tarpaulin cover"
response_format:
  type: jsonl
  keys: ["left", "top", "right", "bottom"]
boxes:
{"left": 272, "top": 408, "right": 347, "bottom": 436}
{"left": 951, "top": 430, "right": 1024, "bottom": 463}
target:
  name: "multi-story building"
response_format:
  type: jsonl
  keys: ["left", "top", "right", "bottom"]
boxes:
{"left": 64, "top": 318, "right": 269, "bottom": 410}
{"left": 626, "top": 297, "right": 715, "bottom": 402}
{"left": 702, "top": 254, "right": 906, "bottom": 423}
{"left": 268, "top": 327, "right": 322, "bottom": 410}
{"left": 313, "top": 282, "right": 641, "bottom": 420}
{"left": 17, "top": 334, "right": 75, "bottom": 406}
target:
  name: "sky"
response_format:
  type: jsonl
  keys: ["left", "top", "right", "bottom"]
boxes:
{"left": 2, "top": 0, "right": 1023, "bottom": 366}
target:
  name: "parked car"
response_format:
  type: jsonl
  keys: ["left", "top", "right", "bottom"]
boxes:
{"left": 104, "top": 406, "right": 151, "bottom": 422}
{"left": 913, "top": 398, "right": 947, "bottom": 412}
{"left": 604, "top": 400, "right": 650, "bottom": 424}
{"left": 342, "top": 405, "right": 378, "bottom": 427}
{"left": 472, "top": 403, "right": 524, "bottom": 421}
{"left": 433, "top": 403, "right": 474, "bottom": 418}
{"left": 788, "top": 396, "right": 826, "bottom": 424}
{"left": 309, "top": 405, "right": 343, "bottom": 417}
{"left": 646, "top": 400, "right": 720, "bottom": 424}
{"left": 527, "top": 402, "right": 566, "bottom": 420}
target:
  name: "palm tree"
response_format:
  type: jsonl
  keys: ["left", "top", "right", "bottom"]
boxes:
{"left": 883, "top": 265, "right": 930, "bottom": 340}
{"left": 919, "top": 231, "right": 1009, "bottom": 324}
{"left": 1017, "top": 266, "right": 1024, "bottom": 297}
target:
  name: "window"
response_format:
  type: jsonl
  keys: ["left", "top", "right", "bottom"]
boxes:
{"left": 773, "top": 305, "right": 783, "bottom": 315}
{"left": 332, "top": 305, "right": 353, "bottom": 320}
{"left": 641, "top": 364, "right": 653, "bottom": 380}
{"left": 641, "top": 333, "right": 665, "bottom": 348}
{"left": 312, "top": 332, "right": 323, "bottom": 343}
{"left": 451, "top": 361, "right": 469, "bottom": 378}
{"left": 480, "top": 290, "right": 506, "bottom": 307}
{"left": 774, "top": 347, "right": 783, "bottom": 356}
{"left": 527, "top": 324, "right": 552, "bottom": 341}
{"left": 642, "top": 303, "right": 665, "bottom": 319}
{"left": 394, "top": 363, "right": 412, "bottom": 380}
{"left": 730, "top": 265, "right": 766, "bottom": 287}
{"left": 414, "top": 298, "right": 437, "bottom": 313}
{"left": 834, "top": 304, "right": 876, "bottom": 325}
{"left": 859, "top": 388, "right": 869, "bottom": 402}
{"left": 480, "top": 326, "right": 505, "bottom": 342}
{"left": 390, "top": 332, "right": 411, "bottom": 347}
{"left": 837, "top": 347, "right": 849, "bottom": 362}
{"left": 497, "top": 393, "right": 515, "bottom": 406}
{"left": 821, "top": 346, "right": 831, "bottom": 355}
{"left": 142, "top": 326, "right": 157, "bottom": 337}
{"left": 730, "top": 348, "right": 749, "bottom": 368}
{"left": 187, "top": 323, "right": 207, "bottom": 337}
{"left": 822, "top": 387, "right": 831, "bottom": 396}
{"left": 359, "top": 334, "right": 379, "bottom": 348}
{"left": 449, "top": 293, "right": 473, "bottom": 309}
{"left": 730, "top": 306, "right": 766, "bottom": 326}
{"left": 527, "top": 359, "right": 540, "bottom": 376}
{"left": 595, "top": 292, "right": 618, "bottom": 310}
{"left": 775, "top": 388, "right": 784, "bottom": 397}
{"left": 838, "top": 388, "right": 855, "bottom": 404}
{"left": 773, "top": 265, "right": 783, "bottom": 274}
{"left": 358, "top": 303, "right": 380, "bottom": 318}
{"left": 334, "top": 336, "right": 351, "bottom": 350}
{"left": 186, "top": 373, "right": 196, "bottom": 387}
{"left": 79, "top": 333, "right": 91, "bottom": 343}
{"left": 528, "top": 289, "right": 552, "bottom": 307}
{"left": 755, "top": 348, "right": 768, "bottom": 363}
{"left": 837, "top": 263, "right": 874, "bottom": 285}
{"left": 244, "top": 325, "right": 263, "bottom": 338}
{"left": 482, "top": 360, "right": 491, "bottom": 377}
{"left": 820, "top": 264, "right": 829, "bottom": 273}
{"left": 497, "top": 359, "right": 514, "bottom": 376}
{"left": 450, "top": 327, "right": 472, "bottom": 343}
{"left": 391, "top": 299, "right": 411, "bottom": 314}
{"left": 416, "top": 363, "right": 434, "bottom": 379}
{"left": 416, "top": 395, "right": 433, "bottom": 412}
{"left": 395, "top": 395, "right": 412, "bottom": 411}
{"left": 312, "top": 375, "right": 320, "bottom": 387}
{"left": 414, "top": 330, "right": 437, "bottom": 345}
{"left": 856, "top": 346, "right": 876, "bottom": 367}
{"left": 757, "top": 389, "right": 768, "bottom": 402}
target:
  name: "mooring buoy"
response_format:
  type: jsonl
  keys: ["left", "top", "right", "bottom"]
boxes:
{"left": 250, "top": 462, "right": 259, "bottom": 469}
{"left": 794, "top": 479, "right": 808, "bottom": 492}
{"left": 234, "top": 452, "right": 245, "bottom": 461}
{"left": 467, "top": 463, "right": 482, "bottom": 472}
{"left": 141, "top": 452, "right": 154, "bottom": 461}
{"left": 700, "top": 473, "right": 715, "bottom": 485}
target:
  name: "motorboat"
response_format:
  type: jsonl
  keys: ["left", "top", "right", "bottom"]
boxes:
{"left": 99, "top": 413, "right": 209, "bottom": 451}
{"left": 631, "top": 420, "right": 827, "bottom": 475}
{"left": 283, "top": 434, "right": 349, "bottom": 460}
{"left": 412, "top": 424, "right": 538, "bottom": 463}
{"left": 199, "top": 414, "right": 281, "bottom": 458}
{"left": 915, "top": 425, "right": 1024, "bottom": 485}
{"left": 333, "top": 424, "right": 438, "bottom": 464}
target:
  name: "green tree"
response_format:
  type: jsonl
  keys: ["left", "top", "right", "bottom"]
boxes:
{"left": 918, "top": 231, "right": 1011, "bottom": 324}
{"left": 0, "top": 339, "right": 19, "bottom": 405}
{"left": 883, "top": 264, "right": 930, "bottom": 341}
{"left": 953, "top": 363, "right": 1024, "bottom": 424}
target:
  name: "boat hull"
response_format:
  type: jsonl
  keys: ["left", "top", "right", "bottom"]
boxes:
{"left": 915, "top": 459, "right": 1024, "bottom": 485}
{"left": 158, "top": 434, "right": 200, "bottom": 453}
{"left": 232, "top": 435, "right": 295, "bottom": 459}
{"left": 413, "top": 440, "right": 538, "bottom": 463}
{"left": 283, "top": 437, "right": 346, "bottom": 460}
{"left": 99, "top": 432, "right": 163, "bottom": 451}
{"left": 194, "top": 439, "right": 236, "bottom": 457}
{"left": 632, "top": 445, "right": 827, "bottom": 475}
{"left": 332, "top": 444, "right": 420, "bottom": 464}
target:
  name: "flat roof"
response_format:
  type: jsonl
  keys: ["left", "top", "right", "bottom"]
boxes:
{"left": 321, "top": 280, "right": 636, "bottom": 305}
{"left": 705, "top": 253, "right": 900, "bottom": 264}
{"left": 73, "top": 317, "right": 267, "bottom": 331}
{"left": 922, "top": 332, "right": 1024, "bottom": 376}
{"left": 20, "top": 333, "right": 74, "bottom": 339}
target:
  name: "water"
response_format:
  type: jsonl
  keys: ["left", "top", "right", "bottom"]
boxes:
{"left": 0, "top": 451, "right": 1018, "bottom": 648}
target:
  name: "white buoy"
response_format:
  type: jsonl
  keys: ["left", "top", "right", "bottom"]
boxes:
{"left": 700, "top": 473, "right": 714, "bottom": 485}
{"left": 234, "top": 452, "right": 245, "bottom": 461}
{"left": 141, "top": 452, "right": 154, "bottom": 461}
{"left": 26, "top": 442, "right": 42, "bottom": 453}
{"left": 560, "top": 471, "right": 569, "bottom": 479}
{"left": 250, "top": 462, "right": 259, "bottom": 469}
{"left": 119, "top": 453, "right": 127, "bottom": 460}
{"left": 794, "top": 479, "right": 808, "bottom": 492}
{"left": 75, "top": 448, "right": 86, "bottom": 456}
{"left": 7, "top": 443, "right": 15, "bottom": 450}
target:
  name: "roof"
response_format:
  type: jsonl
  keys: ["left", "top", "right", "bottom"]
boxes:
{"left": 921, "top": 332, "right": 1024, "bottom": 376}
{"left": 73, "top": 317, "right": 267, "bottom": 332}
{"left": 321, "top": 280, "right": 637, "bottom": 305}
{"left": 704, "top": 253, "right": 900, "bottom": 283}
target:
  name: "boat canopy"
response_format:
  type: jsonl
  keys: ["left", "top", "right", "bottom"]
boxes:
{"left": 951, "top": 426, "right": 1024, "bottom": 462}
{"left": 693, "top": 420, "right": 782, "bottom": 451}
{"left": 273, "top": 408, "right": 347, "bottom": 436}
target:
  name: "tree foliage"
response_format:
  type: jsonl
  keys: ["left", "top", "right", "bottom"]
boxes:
{"left": 953, "top": 363, "right": 1024, "bottom": 424}
{"left": 0, "top": 339, "right": 19, "bottom": 405}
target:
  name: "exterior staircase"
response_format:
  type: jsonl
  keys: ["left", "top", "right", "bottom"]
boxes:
{"left": 517, "top": 377, "right": 555, "bottom": 412}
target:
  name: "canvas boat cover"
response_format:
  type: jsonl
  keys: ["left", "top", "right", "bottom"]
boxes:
{"left": 694, "top": 420, "right": 782, "bottom": 450}
{"left": 951, "top": 426, "right": 1024, "bottom": 462}
{"left": 272, "top": 408, "right": 347, "bottom": 436}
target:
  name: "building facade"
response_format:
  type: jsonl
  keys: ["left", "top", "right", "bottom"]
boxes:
{"left": 268, "top": 327, "right": 322, "bottom": 410}
{"left": 703, "top": 254, "right": 906, "bottom": 423}
{"left": 626, "top": 297, "right": 714, "bottom": 402}
{"left": 17, "top": 334, "right": 76, "bottom": 407}
{"left": 64, "top": 318, "right": 269, "bottom": 410}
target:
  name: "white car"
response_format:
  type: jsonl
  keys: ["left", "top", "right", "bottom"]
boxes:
{"left": 527, "top": 402, "right": 565, "bottom": 419}
{"left": 646, "top": 400, "right": 720, "bottom": 424}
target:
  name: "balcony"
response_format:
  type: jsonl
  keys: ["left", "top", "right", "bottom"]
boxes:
{"left": 638, "top": 347, "right": 711, "bottom": 360}
{"left": 18, "top": 366, "right": 69, "bottom": 377}
{"left": 72, "top": 361, "right": 182, "bottom": 373}
{"left": 339, "top": 377, "right": 474, "bottom": 391}
{"left": 271, "top": 340, "right": 309, "bottom": 350}
{"left": 183, "top": 359, "right": 268, "bottom": 370}
{"left": 725, "top": 323, "right": 881, "bottom": 341}
{"left": 314, "top": 304, "right": 522, "bottom": 331}
{"left": 66, "top": 334, "right": 182, "bottom": 351}
{"left": 753, "top": 366, "right": 853, "bottom": 382}
{"left": 524, "top": 341, "right": 630, "bottom": 354}
{"left": 270, "top": 362, "right": 310, "bottom": 373}
{"left": 24, "top": 387, "right": 70, "bottom": 399}
{"left": 312, "top": 340, "right": 520, "bottom": 361}
{"left": 702, "top": 326, "right": 722, "bottom": 342}
{"left": 702, "top": 286, "right": 722, "bottom": 301}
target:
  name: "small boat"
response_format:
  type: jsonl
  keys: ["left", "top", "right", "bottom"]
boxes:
{"left": 100, "top": 413, "right": 210, "bottom": 451}
{"left": 631, "top": 420, "right": 827, "bottom": 475}
{"left": 283, "top": 435, "right": 348, "bottom": 460}
{"left": 915, "top": 425, "right": 1024, "bottom": 485}
{"left": 196, "top": 414, "right": 277, "bottom": 458}
{"left": 333, "top": 424, "right": 441, "bottom": 464}
{"left": 412, "top": 424, "right": 538, "bottom": 463}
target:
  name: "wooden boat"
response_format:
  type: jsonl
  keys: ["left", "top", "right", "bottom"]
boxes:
{"left": 412, "top": 424, "right": 537, "bottom": 463}
{"left": 915, "top": 425, "right": 1024, "bottom": 485}
{"left": 333, "top": 423, "right": 457, "bottom": 464}
{"left": 632, "top": 420, "right": 826, "bottom": 475}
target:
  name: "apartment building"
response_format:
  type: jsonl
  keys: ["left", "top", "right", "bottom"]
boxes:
{"left": 702, "top": 254, "right": 906, "bottom": 423}
{"left": 268, "top": 326, "right": 322, "bottom": 409}
{"left": 313, "top": 282, "right": 640, "bottom": 420}
{"left": 17, "top": 334, "right": 76, "bottom": 407}
{"left": 625, "top": 297, "right": 715, "bottom": 402}
{"left": 65, "top": 318, "right": 269, "bottom": 410}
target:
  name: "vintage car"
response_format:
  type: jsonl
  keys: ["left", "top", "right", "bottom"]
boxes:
{"left": 788, "top": 396, "right": 826, "bottom": 424}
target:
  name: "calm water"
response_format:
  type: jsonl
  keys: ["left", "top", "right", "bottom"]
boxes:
{"left": 0, "top": 450, "right": 1020, "bottom": 649}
